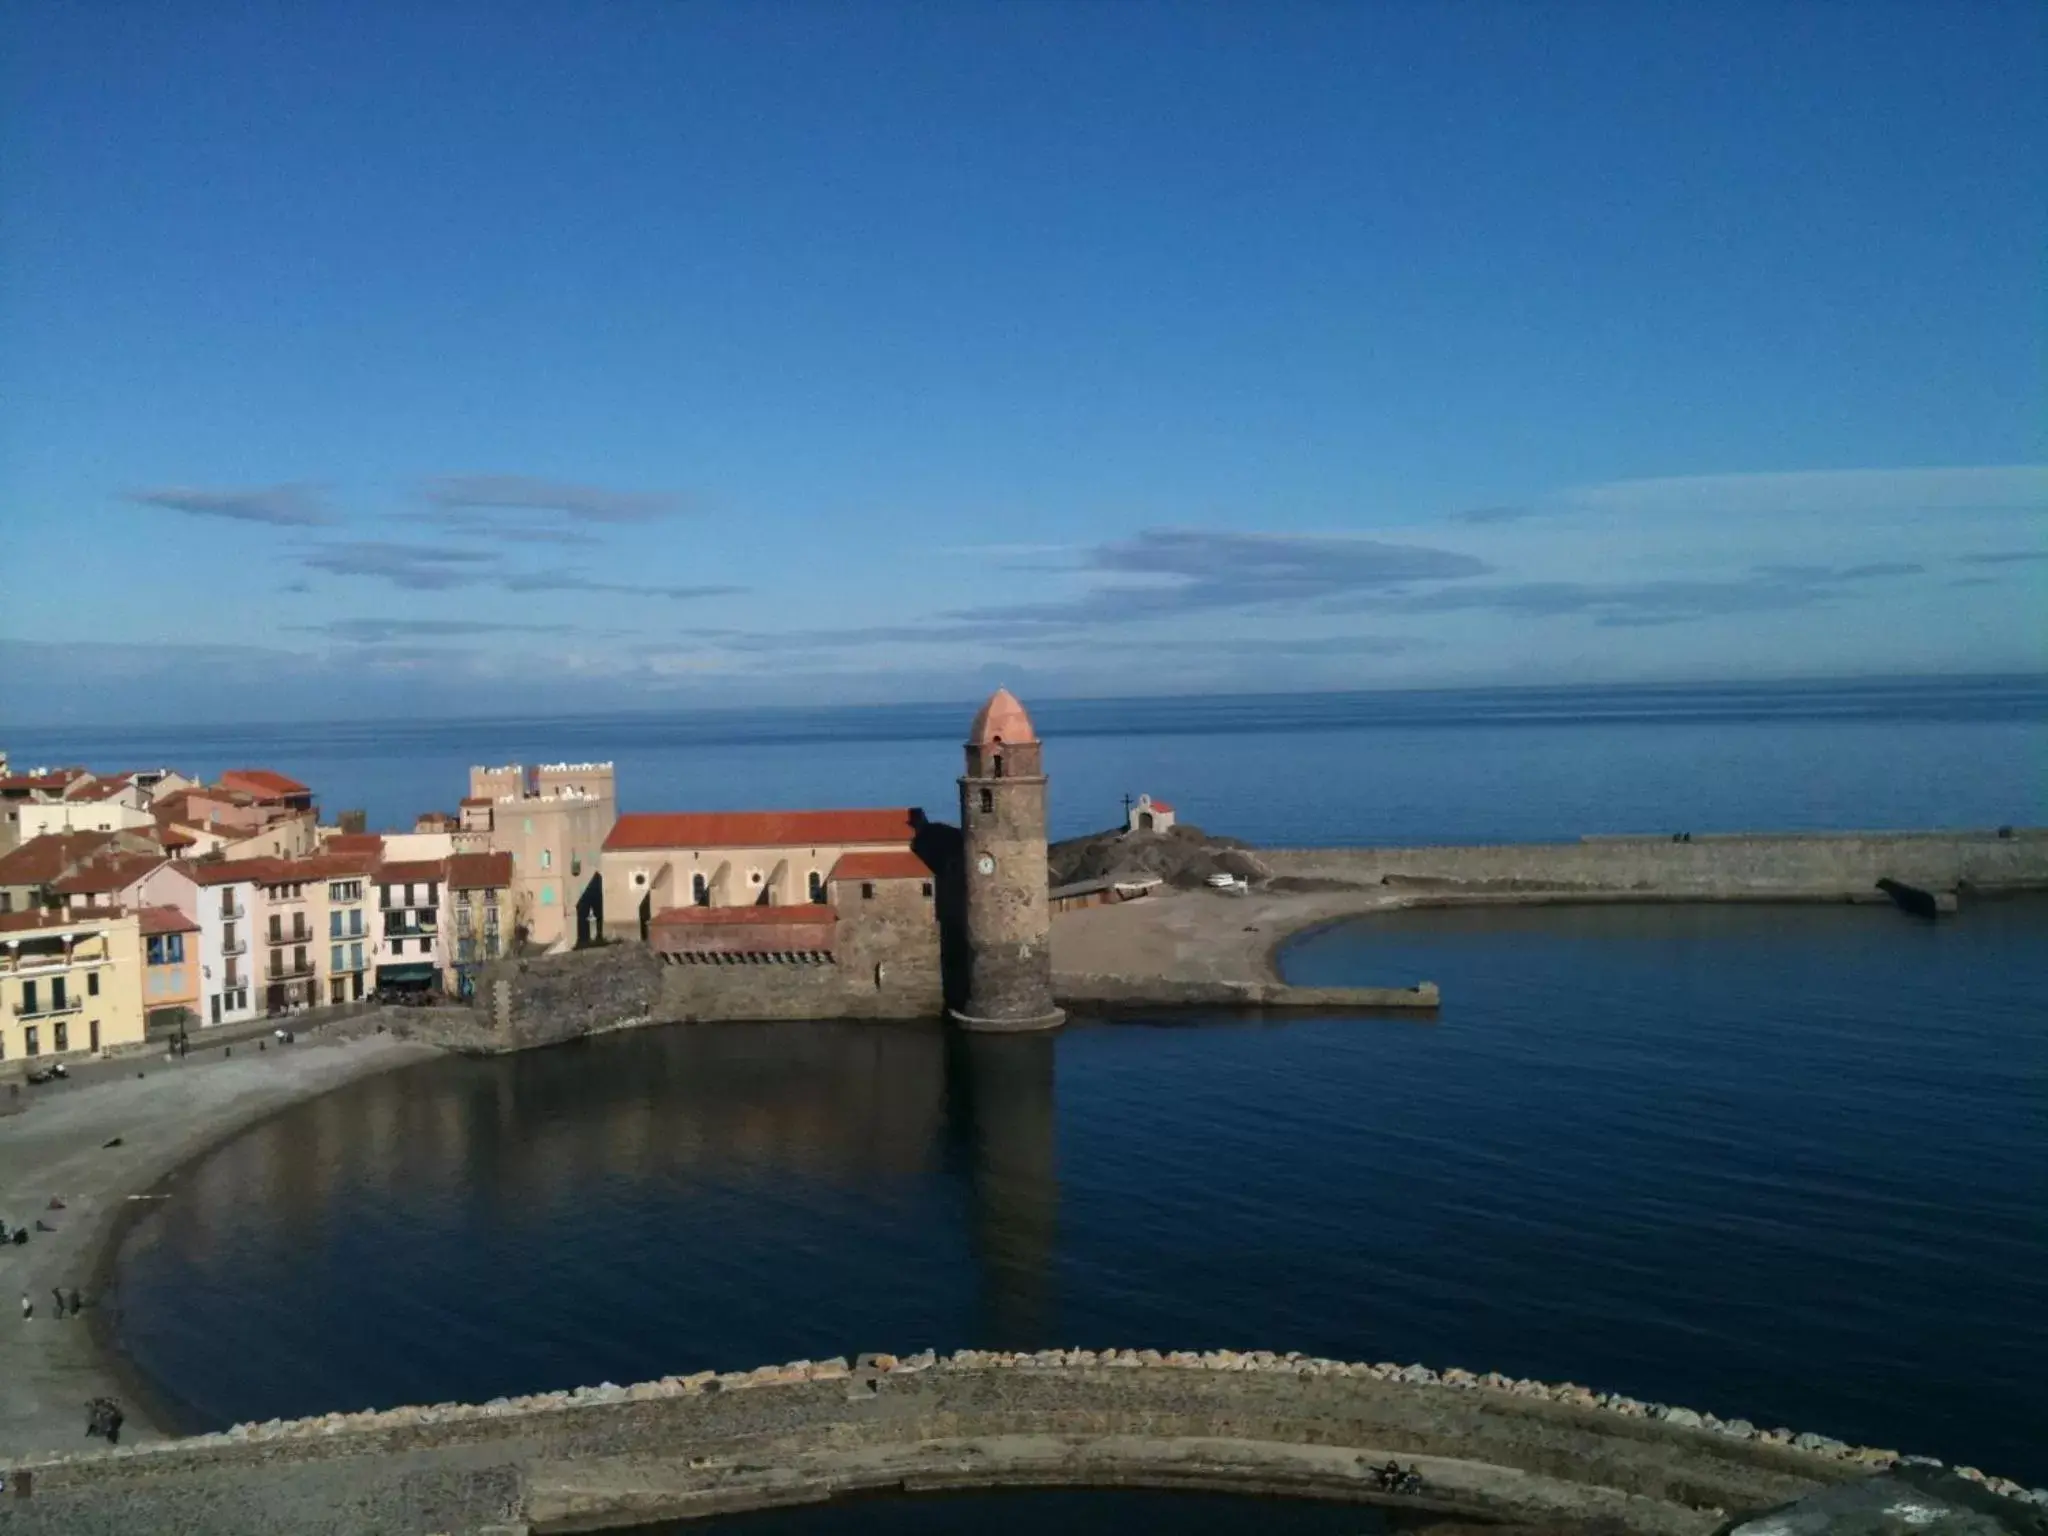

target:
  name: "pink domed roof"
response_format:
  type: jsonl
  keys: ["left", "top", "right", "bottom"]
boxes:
{"left": 968, "top": 687, "right": 1038, "bottom": 746}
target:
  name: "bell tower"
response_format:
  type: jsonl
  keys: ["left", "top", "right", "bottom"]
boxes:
{"left": 953, "top": 688, "right": 1064, "bottom": 1032}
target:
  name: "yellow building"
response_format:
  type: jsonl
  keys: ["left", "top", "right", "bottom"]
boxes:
{"left": 0, "top": 906, "right": 146, "bottom": 1068}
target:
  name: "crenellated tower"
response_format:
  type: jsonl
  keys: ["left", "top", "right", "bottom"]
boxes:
{"left": 952, "top": 689, "right": 1064, "bottom": 1032}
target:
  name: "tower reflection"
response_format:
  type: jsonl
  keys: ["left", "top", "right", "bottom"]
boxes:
{"left": 948, "top": 1028, "right": 1059, "bottom": 1348}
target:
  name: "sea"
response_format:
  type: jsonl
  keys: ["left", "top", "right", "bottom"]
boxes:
{"left": 34, "top": 675, "right": 2048, "bottom": 1526}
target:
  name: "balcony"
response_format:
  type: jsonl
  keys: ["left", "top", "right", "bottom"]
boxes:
{"left": 218, "top": 901, "right": 246, "bottom": 920}
{"left": 267, "top": 959, "right": 316, "bottom": 980}
{"left": 220, "top": 936, "right": 248, "bottom": 956}
{"left": 384, "top": 916, "right": 439, "bottom": 939}
{"left": 268, "top": 929, "right": 313, "bottom": 948}
{"left": 14, "top": 996, "right": 83, "bottom": 1019}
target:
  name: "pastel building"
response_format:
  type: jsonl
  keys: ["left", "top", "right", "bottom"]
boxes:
{"left": 464, "top": 762, "right": 616, "bottom": 951}
{"left": 0, "top": 907, "right": 146, "bottom": 1067}
{"left": 140, "top": 906, "right": 202, "bottom": 1036}
{"left": 187, "top": 863, "right": 263, "bottom": 1027}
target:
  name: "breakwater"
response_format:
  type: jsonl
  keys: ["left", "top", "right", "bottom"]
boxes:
{"left": 1053, "top": 974, "right": 1439, "bottom": 1011}
{"left": 20, "top": 1346, "right": 2035, "bottom": 1536}
{"left": 1262, "top": 827, "right": 2048, "bottom": 899}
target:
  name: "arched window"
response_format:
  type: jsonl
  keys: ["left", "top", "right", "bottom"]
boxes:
{"left": 979, "top": 787, "right": 994, "bottom": 813}
{"left": 1139, "top": 811, "right": 1154, "bottom": 830}
{"left": 808, "top": 870, "right": 825, "bottom": 903}
{"left": 992, "top": 752, "right": 1005, "bottom": 778}
{"left": 691, "top": 872, "right": 709, "bottom": 906}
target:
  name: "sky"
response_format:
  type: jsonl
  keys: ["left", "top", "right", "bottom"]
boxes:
{"left": 2, "top": 1, "right": 2043, "bottom": 725}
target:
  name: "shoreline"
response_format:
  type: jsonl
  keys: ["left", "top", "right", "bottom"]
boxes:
{"left": 0, "top": 1022, "right": 440, "bottom": 1460}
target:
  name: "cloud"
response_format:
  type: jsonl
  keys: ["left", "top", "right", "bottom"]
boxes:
{"left": 295, "top": 618, "right": 580, "bottom": 642}
{"left": 424, "top": 475, "right": 679, "bottom": 523}
{"left": 1445, "top": 505, "right": 1538, "bottom": 525}
{"left": 127, "top": 483, "right": 334, "bottom": 527}
{"left": 1958, "top": 550, "right": 2048, "bottom": 566}
{"left": 497, "top": 572, "right": 743, "bottom": 600}
{"left": 1565, "top": 465, "right": 2048, "bottom": 518}
{"left": 945, "top": 528, "right": 1489, "bottom": 627}
{"left": 1359, "top": 560, "right": 1924, "bottom": 629}
{"left": 302, "top": 541, "right": 498, "bottom": 590}
{"left": 429, "top": 515, "right": 601, "bottom": 547}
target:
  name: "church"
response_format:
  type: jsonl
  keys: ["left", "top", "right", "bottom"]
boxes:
{"left": 597, "top": 689, "right": 1063, "bottom": 1032}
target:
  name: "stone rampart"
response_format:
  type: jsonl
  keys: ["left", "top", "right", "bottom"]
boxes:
{"left": 1264, "top": 829, "right": 2048, "bottom": 898}
{"left": 17, "top": 1347, "right": 2031, "bottom": 1536}
{"left": 1055, "top": 974, "right": 1440, "bottom": 1012}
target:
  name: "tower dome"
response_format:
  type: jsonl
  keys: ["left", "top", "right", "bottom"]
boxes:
{"left": 967, "top": 688, "right": 1038, "bottom": 746}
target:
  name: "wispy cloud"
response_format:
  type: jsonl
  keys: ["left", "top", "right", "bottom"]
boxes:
{"left": 498, "top": 572, "right": 743, "bottom": 600}
{"left": 1958, "top": 549, "right": 2048, "bottom": 566}
{"left": 295, "top": 618, "right": 581, "bottom": 642}
{"left": 1444, "top": 505, "right": 1537, "bottom": 525}
{"left": 301, "top": 541, "right": 497, "bottom": 590}
{"left": 127, "top": 483, "right": 334, "bottom": 527}
{"left": 424, "top": 474, "right": 680, "bottom": 523}
{"left": 946, "top": 528, "right": 1489, "bottom": 627}
{"left": 1564, "top": 465, "right": 2048, "bottom": 519}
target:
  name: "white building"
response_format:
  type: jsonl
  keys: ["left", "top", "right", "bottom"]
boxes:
{"left": 187, "top": 862, "right": 262, "bottom": 1027}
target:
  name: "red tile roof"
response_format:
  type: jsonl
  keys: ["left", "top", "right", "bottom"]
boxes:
{"left": 377, "top": 859, "right": 446, "bottom": 883}
{"left": 605, "top": 808, "right": 921, "bottom": 852}
{"left": 968, "top": 687, "right": 1038, "bottom": 746}
{"left": 185, "top": 860, "right": 266, "bottom": 887}
{"left": 325, "top": 833, "right": 385, "bottom": 855}
{"left": 138, "top": 905, "right": 200, "bottom": 935}
{"left": 64, "top": 775, "right": 133, "bottom": 802}
{"left": 219, "top": 769, "right": 312, "bottom": 799}
{"left": 0, "top": 906, "right": 127, "bottom": 936}
{"left": 650, "top": 904, "right": 838, "bottom": 927}
{"left": 0, "top": 771, "right": 80, "bottom": 794}
{"left": 828, "top": 850, "right": 933, "bottom": 882}
{"left": 447, "top": 851, "right": 513, "bottom": 889}
{"left": 0, "top": 831, "right": 120, "bottom": 887}
{"left": 459, "top": 796, "right": 494, "bottom": 807}
{"left": 1143, "top": 799, "right": 1175, "bottom": 813}
{"left": 51, "top": 851, "right": 167, "bottom": 895}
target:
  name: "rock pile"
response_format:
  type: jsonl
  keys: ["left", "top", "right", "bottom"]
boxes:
{"left": 1050, "top": 823, "right": 1267, "bottom": 891}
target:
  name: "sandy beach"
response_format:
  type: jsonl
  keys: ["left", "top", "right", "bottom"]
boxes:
{"left": 0, "top": 1025, "right": 439, "bottom": 1461}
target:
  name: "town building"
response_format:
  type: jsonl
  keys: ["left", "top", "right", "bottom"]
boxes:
{"left": 0, "top": 829, "right": 158, "bottom": 914}
{"left": 0, "top": 906, "right": 146, "bottom": 1067}
{"left": 600, "top": 807, "right": 926, "bottom": 940}
{"left": 374, "top": 859, "right": 445, "bottom": 995}
{"left": 446, "top": 851, "right": 514, "bottom": 997}
{"left": 0, "top": 765, "right": 92, "bottom": 853}
{"left": 462, "top": 762, "right": 615, "bottom": 951}
{"left": 18, "top": 775, "right": 158, "bottom": 839}
{"left": 1127, "top": 793, "right": 1177, "bottom": 834}
{"left": 185, "top": 862, "right": 263, "bottom": 1028}
{"left": 139, "top": 906, "right": 202, "bottom": 1037}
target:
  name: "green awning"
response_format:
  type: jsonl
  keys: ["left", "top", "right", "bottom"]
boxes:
{"left": 375, "top": 962, "right": 439, "bottom": 984}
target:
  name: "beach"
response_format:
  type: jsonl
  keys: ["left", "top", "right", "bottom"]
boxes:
{"left": 0, "top": 1024, "right": 438, "bottom": 1460}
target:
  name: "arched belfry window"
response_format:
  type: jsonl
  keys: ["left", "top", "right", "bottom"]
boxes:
{"left": 979, "top": 787, "right": 994, "bottom": 813}
{"left": 691, "top": 872, "right": 709, "bottom": 906}
{"left": 808, "top": 870, "right": 825, "bottom": 903}
{"left": 991, "top": 737, "right": 1006, "bottom": 778}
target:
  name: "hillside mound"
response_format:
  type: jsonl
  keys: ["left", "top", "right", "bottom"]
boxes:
{"left": 1049, "top": 822, "right": 1269, "bottom": 891}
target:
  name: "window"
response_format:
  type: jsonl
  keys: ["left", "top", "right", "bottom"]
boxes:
{"left": 808, "top": 870, "right": 825, "bottom": 903}
{"left": 21, "top": 980, "right": 37, "bottom": 1015}
{"left": 269, "top": 915, "right": 282, "bottom": 942}
{"left": 691, "top": 872, "right": 708, "bottom": 906}
{"left": 540, "top": 887, "right": 556, "bottom": 906}
{"left": 979, "top": 788, "right": 994, "bottom": 813}
{"left": 350, "top": 942, "right": 363, "bottom": 972}
{"left": 523, "top": 817, "right": 533, "bottom": 834}
{"left": 861, "top": 882, "right": 876, "bottom": 900}
{"left": 88, "top": 971, "right": 99, "bottom": 997}
{"left": 330, "top": 910, "right": 341, "bottom": 938}
{"left": 51, "top": 978, "right": 67, "bottom": 1010}
{"left": 24, "top": 1025, "right": 39, "bottom": 1056}
{"left": 90, "top": 1019, "right": 100, "bottom": 1051}
{"left": 921, "top": 881, "right": 933, "bottom": 897}
{"left": 540, "top": 849, "right": 552, "bottom": 869}
{"left": 332, "top": 945, "right": 344, "bottom": 974}
{"left": 54, "top": 1021, "right": 68, "bottom": 1052}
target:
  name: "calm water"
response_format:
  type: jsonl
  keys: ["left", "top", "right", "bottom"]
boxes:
{"left": 114, "top": 898, "right": 2048, "bottom": 1491}
{"left": 8, "top": 675, "right": 2045, "bottom": 843}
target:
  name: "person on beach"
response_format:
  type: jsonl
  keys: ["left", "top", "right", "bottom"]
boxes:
{"left": 68, "top": 1287, "right": 83, "bottom": 1316}
{"left": 20, "top": 1292, "right": 31, "bottom": 1320}
{"left": 52, "top": 1286, "right": 65, "bottom": 1318}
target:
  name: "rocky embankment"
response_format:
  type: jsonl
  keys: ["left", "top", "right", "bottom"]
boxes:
{"left": 1051, "top": 821, "right": 1273, "bottom": 890}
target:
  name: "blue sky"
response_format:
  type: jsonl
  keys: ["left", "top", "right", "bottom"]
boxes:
{"left": 2, "top": 0, "right": 2043, "bottom": 724}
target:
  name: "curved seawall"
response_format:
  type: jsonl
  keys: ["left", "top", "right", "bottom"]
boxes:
{"left": 6, "top": 1348, "right": 1984, "bottom": 1536}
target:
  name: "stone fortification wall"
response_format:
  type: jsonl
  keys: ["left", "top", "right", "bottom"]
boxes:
{"left": 1264, "top": 829, "right": 2048, "bottom": 897}
{"left": 1056, "top": 974, "right": 1439, "bottom": 1012}
{"left": 17, "top": 1347, "right": 2017, "bottom": 1536}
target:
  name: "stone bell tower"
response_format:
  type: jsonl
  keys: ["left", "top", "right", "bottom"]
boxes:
{"left": 952, "top": 688, "right": 1064, "bottom": 1033}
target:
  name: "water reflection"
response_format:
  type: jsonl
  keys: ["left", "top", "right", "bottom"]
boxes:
{"left": 948, "top": 1031, "right": 1058, "bottom": 1347}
